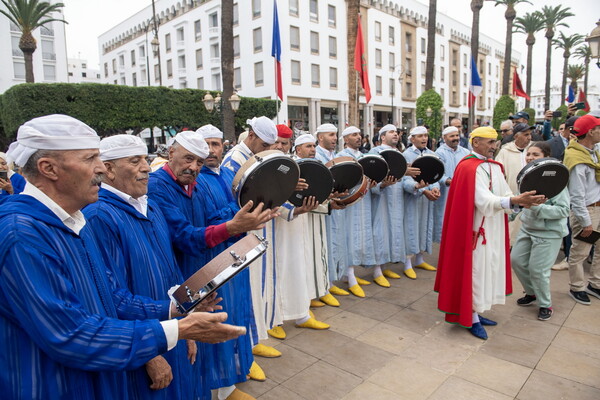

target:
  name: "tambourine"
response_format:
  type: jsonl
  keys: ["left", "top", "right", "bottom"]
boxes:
{"left": 170, "top": 234, "right": 267, "bottom": 313}
{"left": 288, "top": 158, "right": 334, "bottom": 207}
{"left": 326, "top": 156, "right": 364, "bottom": 193}
{"left": 232, "top": 150, "right": 300, "bottom": 211}
{"left": 379, "top": 149, "right": 407, "bottom": 179}
{"left": 411, "top": 154, "right": 445, "bottom": 184}
{"left": 337, "top": 176, "right": 369, "bottom": 206}
{"left": 358, "top": 154, "right": 389, "bottom": 183}
{"left": 517, "top": 157, "right": 569, "bottom": 199}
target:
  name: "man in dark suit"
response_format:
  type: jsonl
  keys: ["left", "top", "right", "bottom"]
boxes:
{"left": 550, "top": 116, "right": 579, "bottom": 161}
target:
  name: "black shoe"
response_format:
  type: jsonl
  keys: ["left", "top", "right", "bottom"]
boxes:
{"left": 569, "top": 290, "right": 591, "bottom": 305}
{"left": 538, "top": 307, "right": 553, "bottom": 321}
{"left": 517, "top": 294, "right": 537, "bottom": 306}
{"left": 585, "top": 284, "right": 600, "bottom": 300}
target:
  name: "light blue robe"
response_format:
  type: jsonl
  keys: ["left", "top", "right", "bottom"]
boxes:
{"left": 402, "top": 146, "right": 441, "bottom": 256}
{"left": 433, "top": 143, "right": 470, "bottom": 243}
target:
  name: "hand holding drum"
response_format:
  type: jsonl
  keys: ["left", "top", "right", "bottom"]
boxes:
{"left": 510, "top": 190, "right": 546, "bottom": 209}
{"left": 178, "top": 312, "right": 247, "bottom": 344}
{"left": 226, "top": 200, "right": 279, "bottom": 236}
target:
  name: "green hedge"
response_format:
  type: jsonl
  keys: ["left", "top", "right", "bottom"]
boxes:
{"left": 492, "top": 95, "right": 515, "bottom": 130}
{"left": 415, "top": 89, "right": 443, "bottom": 138}
{"left": 0, "top": 83, "right": 277, "bottom": 138}
{"left": 552, "top": 105, "right": 568, "bottom": 130}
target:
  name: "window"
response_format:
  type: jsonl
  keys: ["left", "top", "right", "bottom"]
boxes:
{"left": 496, "top": 65, "right": 499, "bottom": 77}
{"left": 197, "top": 77, "right": 204, "bottom": 89}
{"left": 440, "top": 66, "right": 445, "bottom": 82}
{"left": 375, "top": 49, "right": 382, "bottom": 68}
{"left": 140, "top": 69, "right": 146, "bottom": 81}
{"left": 309, "top": 0, "right": 318, "bottom": 22}
{"left": 376, "top": 76, "right": 382, "bottom": 95}
{"left": 253, "top": 28, "right": 262, "bottom": 52}
{"left": 210, "top": 43, "right": 219, "bottom": 58}
{"left": 212, "top": 72, "right": 221, "bottom": 90}
{"left": 405, "top": 32, "right": 412, "bottom": 52}
{"left": 463, "top": 53, "right": 467, "bottom": 67}
{"left": 234, "top": 67, "right": 242, "bottom": 90}
{"left": 13, "top": 61, "right": 25, "bottom": 79}
{"left": 329, "top": 67, "right": 337, "bottom": 89}
{"left": 328, "top": 5, "right": 336, "bottom": 27}
{"left": 82, "top": 63, "right": 87, "bottom": 69}
{"left": 290, "top": 26, "right": 300, "bottom": 50}
{"left": 154, "top": 64, "right": 159, "bottom": 81}
{"left": 166, "top": 59, "right": 173, "bottom": 77}
{"left": 209, "top": 12, "right": 218, "bottom": 28}
{"left": 421, "top": 61, "right": 426, "bottom": 77}
{"left": 463, "top": 72, "right": 467, "bottom": 87}
{"left": 488, "top": 97, "right": 491, "bottom": 108}
{"left": 495, "top": 82, "right": 498, "bottom": 94}
{"left": 139, "top": 45, "right": 145, "bottom": 58}
{"left": 328, "top": 36, "right": 337, "bottom": 58}
{"left": 195, "top": 49, "right": 203, "bottom": 69}
{"left": 132, "top": 72, "right": 137, "bottom": 87}
{"left": 390, "top": 78, "right": 397, "bottom": 96}
{"left": 375, "top": 22, "right": 381, "bottom": 41}
{"left": 81, "top": 72, "right": 86, "bottom": 78}
{"left": 11, "top": 35, "right": 22, "bottom": 57}
{"left": 119, "top": 54, "right": 124, "bottom": 67}
{"left": 254, "top": 61, "right": 263, "bottom": 85}
{"left": 165, "top": 33, "right": 171, "bottom": 52}
{"left": 440, "top": 45, "right": 445, "bottom": 61}
{"left": 421, "top": 37, "right": 426, "bottom": 54}
{"left": 104, "top": 62, "right": 108, "bottom": 77}
{"left": 441, "top": 88, "right": 445, "bottom": 99}
{"left": 488, "top": 62, "right": 491, "bottom": 74}
{"left": 488, "top": 80, "right": 491, "bottom": 92}
{"left": 405, "top": 81, "right": 412, "bottom": 97}
{"left": 452, "top": 70, "right": 457, "bottom": 85}
{"left": 452, "top": 49, "right": 458, "bottom": 66}
{"left": 389, "top": 26, "right": 395, "bottom": 45}
{"left": 120, "top": 77, "right": 126, "bottom": 85}
{"left": 131, "top": 50, "right": 136, "bottom": 66}
{"left": 233, "top": 36, "right": 240, "bottom": 58}
{"left": 41, "top": 39, "right": 54, "bottom": 60}
{"left": 291, "top": 60, "right": 301, "bottom": 84}
{"left": 194, "top": 20, "right": 201, "bottom": 40}
{"left": 289, "top": 0, "right": 299, "bottom": 17}
{"left": 233, "top": 4, "right": 239, "bottom": 25}
{"left": 389, "top": 52, "right": 395, "bottom": 71}
{"left": 43, "top": 64, "right": 56, "bottom": 80}
{"left": 177, "top": 27, "right": 184, "bottom": 42}
{"left": 311, "top": 64, "right": 320, "bottom": 86}
{"left": 178, "top": 54, "right": 186, "bottom": 69}
{"left": 310, "top": 31, "right": 319, "bottom": 54}
{"left": 463, "top": 93, "right": 467, "bottom": 106}
{"left": 252, "top": 0, "right": 261, "bottom": 18}
{"left": 180, "top": 81, "right": 187, "bottom": 89}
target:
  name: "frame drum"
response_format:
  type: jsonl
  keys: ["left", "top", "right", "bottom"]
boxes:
{"left": 358, "top": 154, "right": 389, "bottom": 183}
{"left": 517, "top": 157, "right": 569, "bottom": 199}
{"left": 288, "top": 158, "right": 334, "bottom": 206}
{"left": 411, "top": 154, "right": 445, "bottom": 184}
{"left": 170, "top": 234, "right": 267, "bottom": 313}
{"left": 326, "top": 156, "right": 364, "bottom": 193}
{"left": 379, "top": 149, "right": 408, "bottom": 179}
{"left": 232, "top": 150, "right": 300, "bottom": 211}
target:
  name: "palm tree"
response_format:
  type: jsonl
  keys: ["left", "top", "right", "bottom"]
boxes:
{"left": 540, "top": 5, "right": 573, "bottom": 111}
{"left": 554, "top": 32, "right": 584, "bottom": 104}
{"left": 566, "top": 64, "right": 584, "bottom": 95}
{"left": 0, "top": 0, "right": 67, "bottom": 83}
{"left": 221, "top": 0, "right": 235, "bottom": 141}
{"left": 347, "top": 0, "right": 360, "bottom": 127}
{"left": 424, "top": 0, "right": 437, "bottom": 91}
{"left": 492, "top": 0, "right": 531, "bottom": 96}
{"left": 469, "top": 0, "right": 484, "bottom": 126}
{"left": 575, "top": 45, "right": 592, "bottom": 96}
{"left": 514, "top": 11, "right": 544, "bottom": 108}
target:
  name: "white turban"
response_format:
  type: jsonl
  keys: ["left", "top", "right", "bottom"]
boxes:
{"left": 379, "top": 124, "right": 397, "bottom": 135}
{"left": 341, "top": 126, "right": 360, "bottom": 137}
{"left": 316, "top": 123, "right": 338, "bottom": 134}
{"left": 294, "top": 134, "right": 316, "bottom": 147}
{"left": 246, "top": 116, "right": 277, "bottom": 145}
{"left": 100, "top": 134, "right": 148, "bottom": 161}
{"left": 174, "top": 131, "right": 209, "bottom": 159}
{"left": 442, "top": 126, "right": 459, "bottom": 136}
{"left": 6, "top": 114, "right": 100, "bottom": 166}
{"left": 196, "top": 124, "right": 223, "bottom": 140}
{"left": 409, "top": 126, "right": 428, "bottom": 137}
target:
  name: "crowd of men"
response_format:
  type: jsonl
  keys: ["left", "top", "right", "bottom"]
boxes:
{"left": 1, "top": 106, "right": 599, "bottom": 398}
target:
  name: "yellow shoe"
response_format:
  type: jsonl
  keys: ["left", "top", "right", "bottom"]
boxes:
{"left": 403, "top": 268, "right": 417, "bottom": 279}
{"left": 356, "top": 277, "right": 372, "bottom": 286}
{"left": 383, "top": 269, "right": 401, "bottom": 279}
{"left": 415, "top": 262, "right": 437, "bottom": 271}
{"left": 252, "top": 344, "right": 282, "bottom": 358}
{"left": 373, "top": 275, "right": 391, "bottom": 288}
{"left": 309, "top": 309, "right": 315, "bottom": 319}
{"left": 330, "top": 285, "right": 350, "bottom": 296}
{"left": 319, "top": 293, "right": 340, "bottom": 307}
{"left": 225, "top": 387, "right": 256, "bottom": 400}
{"left": 310, "top": 299, "right": 326, "bottom": 308}
{"left": 348, "top": 284, "right": 366, "bottom": 298}
{"left": 247, "top": 361, "right": 266, "bottom": 381}
{"left": 267, "top": 326, "right": 286, "bottom": 340}
{"left": 296, "top": 317, "right": 330, "bottom": 330}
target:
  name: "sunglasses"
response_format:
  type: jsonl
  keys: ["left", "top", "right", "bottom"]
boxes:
{"left": 499, "top": 129, "right": 511, "bottom": 133}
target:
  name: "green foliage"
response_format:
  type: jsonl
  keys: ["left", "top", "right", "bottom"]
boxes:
{"left": 552, "top": 105, "right": 568, "bottom": 130}
{"left": 415, "top": 89, "right": 443, "bottom": 138}
{"left": 576, "top": 109, "right": 588, "bottom": 117}
{"left": 522, "top": 107, "right": 535, "bottom": 121}
{"left": 0, "top": 83, "right": 277, "bottom": 137}
{"left": 492, "top": 95, "right": 515, "bottom": 130}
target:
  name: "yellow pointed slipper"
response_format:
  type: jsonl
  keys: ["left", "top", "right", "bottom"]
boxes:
{"left": 348, "top": 284, "right": 366, "bottom": 298}
{"left": 252, "top": 343, "right": 282, "bottom": 358}
{"left": 225, "top": 388, "right": 256, "bottom": 400}
{"left": 383, "top": 269, "right": 401, "bottom": 279}
{"left": 310, "top": 299, "right": 326, "bottom": 308}
{"left": 267, "top": 326, "right": 286, "bottom": 340}
{"left": 309, "top": 309, "right": 315, "bottom": 319}
{"left": 295, "top": 317, "right": 330, "bottom": 330}
{"left": 355, "top": 277, "right": 372, "bottom": 286}
{"left": 373, "top": 275, "right": 391, "bottom": 288}
{"left": 403, "top": 268, "right": 417, "bottom": 279}
{"left": 414, "top": 262, "right": 437, "bottom": 271}
{"left": 319, "top": 293, "right": 340, "bottom": 307}
{"left": 329, "top": 285, "right": 350, "bottom": 296}
{"left": 247, "top": 361, "right": 266, "bottom": 382}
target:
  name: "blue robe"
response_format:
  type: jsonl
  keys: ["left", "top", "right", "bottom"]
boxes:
{"left": 434, "top": 143, "right": 470, "bottom": 242}
{"left": 83, "top": 188, "right": 195, "bottom": 400}
{"left": 369, "top": 146, "right": 406, "bottom": 264}
{"left": 0, "top": 172, "right": 26, "bottom": 198}
{"left": 402, "top": 146, "right": 440, "bottom": 256}
{"left": 196, "top": 166, "right": 255, "bottom": 389}
{"left": 0, "top": 195, "right": 169, "bottom": 400}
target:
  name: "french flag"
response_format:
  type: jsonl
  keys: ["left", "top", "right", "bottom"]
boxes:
{"left": 271, "top": 0, "right": 283, "bottom": 101}
{"left": 468, "top": 57, "right": 482, "bottom": 108}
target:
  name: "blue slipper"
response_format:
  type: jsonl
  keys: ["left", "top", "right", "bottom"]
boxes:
{"left": 478, "top": 315, "right": 497, "bottom": 326}
{"left": 468, "top": 322, "right": 488, "bottom": 340}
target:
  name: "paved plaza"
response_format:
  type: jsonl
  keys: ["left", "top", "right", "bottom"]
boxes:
{"left": 235, "top": 245, "right": 600, "bottom": 400}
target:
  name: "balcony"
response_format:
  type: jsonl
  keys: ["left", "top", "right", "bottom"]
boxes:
{"left": 210, "top": 57, "right": 220, "bottom": 64}
{"left": 12, "top": 48, "right": 23, "bottom": 57}
{"left": 177, "top": 40, "right": 185, "bottom": 47}
{"left": 10, "top": 22, "right": 20, "bottom": 32}
{"left": 405, "top": 44, "right": 412, "bottom": 53}
{"left": 138, "top": 57, "right": 146, "bottom": 65}
{"left": 42, "top": 52, "right": 56, "bottom": 61}
{"left": 40, "top": 26, "right": 54, "bottom": 36}
{"left": 178, "top": 68, "right": 186, "bottom": 75}
{"left": 209, "top": 27, "right": 219, "bottom": 36}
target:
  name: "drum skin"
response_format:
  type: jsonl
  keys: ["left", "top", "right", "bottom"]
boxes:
{"left": 379, "top": 149, "right": 407, "bottom": 179}
{"left": 326, "top": 157, "right": 364, "bottom": 193}
{"left": 517, "top": 157, "right": 569, "bottom": 199}
{"left": 289, "top": 158, "right": 334, "bottom": 206}
{"left": 411, "top": 154, "right": 445, "bottom": 184}
{"left": 358, "top": 155, "right": 389, "bottom": 183}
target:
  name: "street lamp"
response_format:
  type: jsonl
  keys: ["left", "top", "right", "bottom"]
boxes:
{"left": 203, "top": 92, "right": 241, "bottom": 129}
{"left": 151, "top": 0, "right": 162, "bottom": 86}
{"left": 586, "top": 20, "right": 600, "bottom": 69}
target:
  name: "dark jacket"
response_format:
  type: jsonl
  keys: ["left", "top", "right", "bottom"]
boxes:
{"left": 549, "top": 135, "right": 568, "bottom": 161}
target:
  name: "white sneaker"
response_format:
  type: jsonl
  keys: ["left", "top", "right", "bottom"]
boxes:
{"left": 551, "top": 259, "right": 569, "bottom": 271}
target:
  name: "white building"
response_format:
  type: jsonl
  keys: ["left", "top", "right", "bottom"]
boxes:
{"left": 99, "top": 0, "right": 521, "bottom": 135}
{"left": 67, "top": 58, "right": 102, "bottom": 83}
{"left": 0, "top": 1, "right": 69, "bottom": 94}
{"left": 530, "top": 82, "right": 600, "bottom": 119}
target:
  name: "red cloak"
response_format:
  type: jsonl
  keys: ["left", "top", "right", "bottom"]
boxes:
{"left": 433, "top": 155, "right": 512, "bottom": 328}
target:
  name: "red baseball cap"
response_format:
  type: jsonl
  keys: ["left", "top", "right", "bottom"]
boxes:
{"left": 573, "top": 114, "right": 600, "bottom": 136}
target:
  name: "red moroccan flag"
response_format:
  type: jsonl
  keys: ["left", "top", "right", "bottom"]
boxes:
{"left": 354, "top": 15, "right": 371, "bottom": 103}
{"left": 512, "top": 69, "right": 530, "bottom": 100}
{"left": 578, "top": 89, "right": 591, "bottom": 112}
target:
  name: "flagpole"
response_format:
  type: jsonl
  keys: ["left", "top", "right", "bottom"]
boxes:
{"left": 355, "top": 72, "right": 359, "bottom": 127}
{"left": 275, "top": 62, "right": 279, "bottom": 123}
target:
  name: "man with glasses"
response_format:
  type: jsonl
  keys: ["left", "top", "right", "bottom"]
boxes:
{"left": 499, "top": 120, "right": 514, "bottom": 145}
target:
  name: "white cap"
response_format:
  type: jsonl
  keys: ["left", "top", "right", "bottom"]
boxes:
{"left": 100, "top": 135, "right": 148, "bottom": 161}
{"left": 246, "top": 116, "right": 277, "bottom": 145}
{"left": 196, "top": 124, "right": 223, "bottom": 140}
{"left": 174, "top": 130, "right": 209, "bottom": 159}
{"left": 409, "top": 126, "right": 428, "bottom": 137}
{"left": 316, "top": 123, "right": 338, "bottom": 133}
{"left": 442, "top": 126, "right": 459, "bottom": 136}
{"left": 294, "top": 134, "right": 317, "bottom": 147}
{"left": 6, "top": 114, "right": 100, "bottom": 166}
{"left": 379, "top": 124, "right": 397, "bottom": 135}
{"left": 167, "top": 137, "right": 176, "bottom": 147}
{"left": 341, "top": 126, "right": 361, "bottom": 137}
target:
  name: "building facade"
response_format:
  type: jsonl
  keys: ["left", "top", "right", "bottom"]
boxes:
{"left": 98, "top": 0, "right": 521, "bottom": 136}
{"left": 530, "top": 82, "right": 600, "bottom": 119}
{"left": 67, "top": 58, "right": 102, "bottom": 84}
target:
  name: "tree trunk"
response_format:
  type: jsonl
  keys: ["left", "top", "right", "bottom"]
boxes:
{"left": 544, "top": 30, "right": 554, "bottom": 111}
{"left": 425, "top": 0, "right": 437, "bottom": 91}
{"left": 560, "top": 52, "right": 568, "bottom": 105}
{"left": 19, "top": 32, "right": 37, "bottom": 83}
{"left": 347, "top": 0, "right": 360, "bottom": 127}
{"left": 502, "top": 6, "right": 515, "bottom": 95}
{"left": 525, "top": 41, "right": 534, "bottom": 108}
{"left": 221, "top": 0, "right": 235, "bottom": 141}
{"left": 469, "top": 1, "right": 483, "bottom": 127}
{"left": 23, "top": 50, "right": 35, "bottom": 83}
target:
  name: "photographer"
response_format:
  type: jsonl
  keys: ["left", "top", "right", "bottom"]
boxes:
{"left": 0, "top": 151, "right": 25, "bottom": 197}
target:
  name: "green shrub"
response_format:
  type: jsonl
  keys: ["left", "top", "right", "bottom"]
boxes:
{"left": 492, "top": 95, "right": 515, "bottom": 130}
{"left": 415, "top": 89, "right": 443, "bottom": 138}
{"left": 552, "top": 105, "right": 568, "bottom": 130}
{"left": 521, "top": 107, "right": 535, "bottom": 122}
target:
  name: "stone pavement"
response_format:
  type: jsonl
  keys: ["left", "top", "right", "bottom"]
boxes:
{"left": 236, "top": 245, "right": 600, "bottom": 400}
